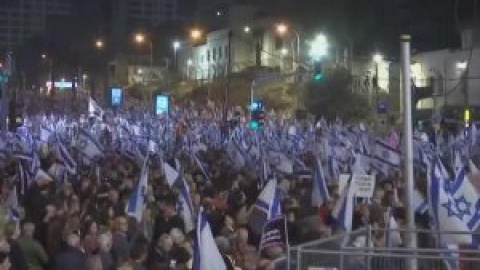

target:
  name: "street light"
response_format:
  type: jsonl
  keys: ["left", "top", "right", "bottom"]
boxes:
{"left": 373, "top": 53, "right": 384, "bottom": 64}
{"left": 186, "top": 59, "right": 193, "bottom": 78}
{"left": 95, "top": 39, "right": 104, "bottom": 49}
{"left": 244, "top": 26, "right": 251, "bottom": 33}
{"left": 372, "top": 53, "right": 384, "bottom": 110}
{"left": 309, "top": 34, "right": 328, "bottom": 61}
{"left": 276, "top": 23, "right": 288, "bottom": 36}
{"left": 134, "top": 32, "right": 153, "bottom": 69}
{"left": 135, "top": 33, "right": 146, "bottom": 44}
{"left": 275, "top": 23, "right": 300, "bottom": 71}
{"left": 173, "top": 41, "right": 180, "bottom": 69}
{"left": 457, "top": 61, "right": 467, "bottom": 70}
{"left": 281, "top": 48, "right": 288, "bottom": 56}
{"left": 190, "top": 29, "right": 202, "bottom": 41}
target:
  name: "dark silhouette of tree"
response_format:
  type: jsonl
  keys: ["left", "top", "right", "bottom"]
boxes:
{"left": 303, "top": 67, "right": 371, "bottom": 121}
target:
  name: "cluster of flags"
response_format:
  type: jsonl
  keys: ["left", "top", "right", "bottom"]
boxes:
{"left": 2, "top": 95, "right": 480, "bottom": 268}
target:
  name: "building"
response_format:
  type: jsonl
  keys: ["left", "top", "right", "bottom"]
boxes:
{"left": 411, "top": 26, "right": 480, "bottom": 116}
{"left": 0, "top": 0, "right": 72, "bottom": 49}
{"left": 178, "top": 4, "right": 295, "bottom": 80}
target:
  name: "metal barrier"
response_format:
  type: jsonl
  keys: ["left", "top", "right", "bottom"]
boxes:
{"left": 284, "top": 228, "right": 480, "bottom": 270}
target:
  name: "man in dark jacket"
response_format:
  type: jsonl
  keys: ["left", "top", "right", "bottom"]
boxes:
{"left": 52, "top": 233, "right": 86, "bottom": 270}
{"left": 152, "top": 196, "right": 184, "bottom": 242}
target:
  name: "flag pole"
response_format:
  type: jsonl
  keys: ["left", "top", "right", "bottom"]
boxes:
{"left": 401, "top": 34, "right": 417, "bottom": 270}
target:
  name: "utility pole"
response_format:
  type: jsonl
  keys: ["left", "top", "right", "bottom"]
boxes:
{"left": 401, "top": 34, "right": 417, "bottom": 270}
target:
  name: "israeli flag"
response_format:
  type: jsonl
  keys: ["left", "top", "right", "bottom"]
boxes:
{"left": 175, "top": 177, "right": 195, "bottom": 233}
{"left": 373, "top": 139, "right": 401, "bottom": 168}
{"left": 312, "top": 157, "right": 330, "bottom": 207}
{"left": 163, "top": 158, "right": 180, "bottom": 187}
{"left": 88, "top": 97, "right": 104, "bottom": 120}
{"left": 77, "top": 129, "right": 104, "bottom": 161}
{"left": 268, "top": 150, "right": 293, "bottom": 175}
{"left": 448, "top": 152, "right": 480, "bottom": 231}
{"left": 56, "top": 139, "right": 77, "bottom": 174}
{"left": 248, "top": 178, "right": 282, "bottom": 236}
{"left": 40, "top": 126, "right": 53, "bottom": 143}
{"left": 428, "top": 159, "right": 473, "bottom": 245}
{"left": 332, "top": 176, "right": 354, "bottom": 231}
{"left": 126, "top": 155, "right": 149, "bottom": 222}
{"left": 192, "top": 208, "right": 227, "bottom": 270}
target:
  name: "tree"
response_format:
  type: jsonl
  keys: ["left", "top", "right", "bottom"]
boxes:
{"left": 303, "top": 67, "right": 371, "bottom": 122}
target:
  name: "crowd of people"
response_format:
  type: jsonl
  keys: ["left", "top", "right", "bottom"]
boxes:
{"left": 0, "top": 100, "right": 451, "bottom": 270}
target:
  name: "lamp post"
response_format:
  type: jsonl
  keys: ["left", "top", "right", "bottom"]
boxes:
{"left": 134, "top": 33, "right": 153, "bottom": 69}
{"left": 401, "top": 34, "right": 417, "bottom": 270}
{"left": 373, "top": 53, "right": 383, "bottom": 110}
{"left": 41, "top": 54, "right": 54, "bottom": 96}
{"left": 173, "top": 41, "right": 180, "bottom": 69}
{"left": 280, "top": 48, "right": 288, "bottom": 71}
{"left": 276, "top": 23, "right": 301, "bottom": 71}
{"left": 308, "top": 34, "right": 328, "bottom": 61}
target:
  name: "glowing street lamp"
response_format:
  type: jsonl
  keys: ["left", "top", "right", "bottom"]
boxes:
{"left": 95, "top": 39, "right": 104, "bottom": 49}
{"left": 190, "top": 29, "right": 202, "bottom": 40}
{"left": 244, "top": 26, "right": 251, "bottom": 33}
{"left": 135, "top": 33, "right": 146, "bottom": 44}
{"left": 276, "top": 23, "right": 288, "bottom": 36}
{"left": 373, "top": 53, "right": 384, "bottom": 64}
{"left": 134, "top": 33, "right": 153, "bottom": 68}
{"left": 173, "top": 41, "right": 181, "bottom": 68}
{"left": 309, "top": 34, "right": 328, "bottom": 61}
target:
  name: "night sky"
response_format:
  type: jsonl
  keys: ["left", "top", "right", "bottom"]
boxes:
{"left": 5, "top": 0, "right": 480, "bottom": 85}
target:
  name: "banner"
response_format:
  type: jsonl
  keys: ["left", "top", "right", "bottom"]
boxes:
{"left": 259, "top": 217, "right": 288, "bottom": 253}
{"left": 352, "top": 174, "right": 375, "bottom": 198}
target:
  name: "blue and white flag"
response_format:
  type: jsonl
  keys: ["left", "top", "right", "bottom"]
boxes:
{"left": 312, "top": 157, "right": 330, "bottom": 207}
{"left": 192, "top": 208, "right": 227, "bottom": 270}
{"left": 175, "top": 177, "right": 195, "bottom": 233}
{"left": 163, "top": 158, "right": 180, "bottom": 187}
{"left": 88, "top": 97, "right": 104, "bottom": 120}
{"left": 126, "top": 155, "right": 149, "bottom": 222}
{"left": 332, "top": 177, "right": 354, "bottom": 231}
{"left": 373, "top": 138, "right": 400, "bottom": 168}
{"left": 248, "top": 178, "right": 282, "bottom": 236}
{"left": 77, "top": 129, "right": 104, "bottom": 161}
{"left": 428, "top": 159, "right": 473, "bottom": 245}
{"left": 56, "top": 139, "right": 77, "bottom": 174}
{"left": 268, "top": 151, "right": 293, "bottom": 175}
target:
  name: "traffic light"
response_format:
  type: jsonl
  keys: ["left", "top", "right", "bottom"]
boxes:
{"left": 249, "top": 100, "right": 265, "bottom": 130}
{"left": 312, "top": 61, "right": 323, "bottom": 82}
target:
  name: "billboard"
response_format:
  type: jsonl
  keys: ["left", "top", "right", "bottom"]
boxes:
{"left": 110, "top": 87, "right": 123, "bottom": 107}
{"left": 154, "top": 94, "right": 170, "bottom": 115}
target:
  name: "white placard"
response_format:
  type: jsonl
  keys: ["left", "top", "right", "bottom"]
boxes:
{"left": 352, "top": 174, "right": 376, "bottom": 198}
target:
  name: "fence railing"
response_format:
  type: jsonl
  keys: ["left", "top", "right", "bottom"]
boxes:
{"left": 280, "top": 227, "right": 480, "bottom": 270}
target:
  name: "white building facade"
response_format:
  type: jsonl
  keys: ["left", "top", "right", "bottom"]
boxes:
{"left": 411, "top": 28, "right": 480, "bottom": 111}
{"left": 178, "top": 5, "right": 296, "bottom": 80}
